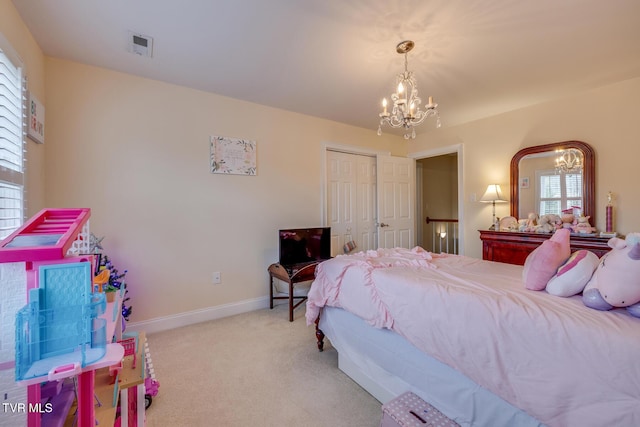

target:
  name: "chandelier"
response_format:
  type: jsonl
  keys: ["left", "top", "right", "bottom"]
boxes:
{"left": 377, "top": 40, "right": 441, "bottom": 139}
{"left": 555, "top": 148, "right": 583, "bottom": 174}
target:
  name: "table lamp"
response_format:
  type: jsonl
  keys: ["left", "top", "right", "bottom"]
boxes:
{"left": 480, "top": 184, "right": 507, "bottom": 229}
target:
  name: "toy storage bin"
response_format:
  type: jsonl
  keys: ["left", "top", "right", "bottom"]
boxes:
{"left": 380, "top": 391, "right": 459, "bottom": 427}
{"left": 15, "top": 293, "right": 107, "bottom": 382}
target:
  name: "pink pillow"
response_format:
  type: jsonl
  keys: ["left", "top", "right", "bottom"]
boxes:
{"left": 523, "top": 229, "right": 571, "bottom": 290}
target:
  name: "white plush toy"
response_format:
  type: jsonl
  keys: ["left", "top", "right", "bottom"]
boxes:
{"left": 583, "top": 233, "right": 640, "bottom": 318}
{"left": 535, "top": 214, "right": 561, "bottom": 233}
{"left": 546, "top": 249, "right": 600, "bottom": 297}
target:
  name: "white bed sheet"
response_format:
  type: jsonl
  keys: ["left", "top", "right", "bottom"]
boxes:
{"left": 319, "top": 306, "right": 544, "bottom": 427}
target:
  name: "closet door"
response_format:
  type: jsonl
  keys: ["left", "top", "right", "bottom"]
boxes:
{"left": 355, "top": 155, "right": 377, "bottom": 251}
{"left": 326, "top": 151, "right": 377, "bottom": 256}
{"left": 326, "top": 150, "right": 357, "bottom": 257}
{"left": 377, "top": 155, "right": 415, "bottom": 249}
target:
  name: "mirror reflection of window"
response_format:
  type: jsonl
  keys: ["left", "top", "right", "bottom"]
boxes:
{"left": 513, "top": 141, "right": 594, "bottom": 225}
{"left": 537, "top": 170, "right": 582, "bottom": 215}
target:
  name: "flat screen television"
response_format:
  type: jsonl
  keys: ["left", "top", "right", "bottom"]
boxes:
{"left": 278, "top": 227, "right": 331, "bottom": 267}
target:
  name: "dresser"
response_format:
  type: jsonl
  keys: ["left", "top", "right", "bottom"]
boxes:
{"left": 478, "top": 230, "right": 611, "bottom": 265}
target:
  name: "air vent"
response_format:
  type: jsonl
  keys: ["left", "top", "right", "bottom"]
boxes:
{"left": 128, "top": 31, "right": 153, "bottom": 57}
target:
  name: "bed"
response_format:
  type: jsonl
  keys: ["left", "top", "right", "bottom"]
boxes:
{"left": 305, "top": 247, "right": 640, "bottom": 427}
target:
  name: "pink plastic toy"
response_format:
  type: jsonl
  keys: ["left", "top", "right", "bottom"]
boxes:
{"left": 0, "top": 208, "right": 98, "bottom": 427}
{"left": 118, "top": 337, "right": 137, "bottom": 369}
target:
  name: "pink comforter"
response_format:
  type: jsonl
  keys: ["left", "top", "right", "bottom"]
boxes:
{"left": 305, "top": 247, "right": 640, "bottom": 427}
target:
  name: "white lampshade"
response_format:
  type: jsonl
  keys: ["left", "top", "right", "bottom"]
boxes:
{"left": 480, "top": 184, "right": 507, "bottom": 229}
{"left": 479, "top": 184, "right": 507, "bottom": 203}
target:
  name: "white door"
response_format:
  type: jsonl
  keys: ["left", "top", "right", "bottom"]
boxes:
{"left": 327, "top": 151, "right": 356, "bottom": 257}
{"left": 355, "top": 155, "right": 377, "bottom": 251}
{"left": 377, "top": 155, "right": 415, "bottom": 249}
{"left": 326, "top": 151, "right": 377, "bottom": 256}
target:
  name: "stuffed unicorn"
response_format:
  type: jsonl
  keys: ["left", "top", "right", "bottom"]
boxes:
{"left": 583, "top": 233, "right": 640, "bottom": 318}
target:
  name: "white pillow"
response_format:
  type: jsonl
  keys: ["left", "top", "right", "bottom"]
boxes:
{"left": 546, "top": 250, "right": 599, "bottom": 297}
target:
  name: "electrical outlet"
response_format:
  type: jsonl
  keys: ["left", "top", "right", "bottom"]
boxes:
{"left": 212, "top": 272, "right": 221, "bottom": 284}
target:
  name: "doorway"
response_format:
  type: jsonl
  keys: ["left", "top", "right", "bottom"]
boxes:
{"left": 323, "top": 143, "right": 459, "bottom": 255}
{"left": 414, "top": 145, "right": 462, "bottom": 255}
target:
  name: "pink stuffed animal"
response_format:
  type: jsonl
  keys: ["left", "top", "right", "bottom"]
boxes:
{"left": 573, "top": 215, "right": 596, "bottom": 234}
{"left": 583, "top": 233, "right": 640, "bottom": 317}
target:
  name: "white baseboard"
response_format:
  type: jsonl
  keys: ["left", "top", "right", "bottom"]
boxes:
{"left": 125, "top": 296, "right": 270, "bottom": 335}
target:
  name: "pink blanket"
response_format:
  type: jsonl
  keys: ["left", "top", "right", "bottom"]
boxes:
{"left": 306, "top": 248, "right": 640, "bottom": 427}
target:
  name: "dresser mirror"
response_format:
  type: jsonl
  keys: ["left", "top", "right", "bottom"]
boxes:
{"left": 509, "top": 140, "right": 595, "bottom": 226}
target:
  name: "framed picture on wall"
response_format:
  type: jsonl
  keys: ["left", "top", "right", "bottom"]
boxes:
{"left": 27, "top": 92, "right": 45, "bottom": 144}
{"left": 210, "top": 135, "right": 257, "bottom": 175}
{"left": 520, "top": 176, "right": 530, "bottom": 189}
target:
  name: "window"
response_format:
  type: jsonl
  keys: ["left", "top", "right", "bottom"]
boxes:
{"left": 537, "top": 170, "right": 582, "bottom": 216}
{"left": 0, "top": 35, "right": 25, "bottom": 240}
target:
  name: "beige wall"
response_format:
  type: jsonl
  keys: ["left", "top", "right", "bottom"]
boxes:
{"left": 5, "top": 0, "right": 640, "bottom": 324}
{"left": 409, "top": 76, "right": 640, "bottom": 259}
{"left": 0, "top": 1, "right": 46, "bottom": 216}
{"left": 43, "top": 57, "right": 404, "bottom": 323}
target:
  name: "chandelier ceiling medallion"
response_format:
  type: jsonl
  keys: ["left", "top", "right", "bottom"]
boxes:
{"left": 555, "top": 148, "right": 583, "bottom": 174}
{"left": 377, "top": 40, "right": 441, "bottom": 140}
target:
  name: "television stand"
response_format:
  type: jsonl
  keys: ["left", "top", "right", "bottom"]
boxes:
{"left": 268, "top": 262, "right": 318, "bottom": 321}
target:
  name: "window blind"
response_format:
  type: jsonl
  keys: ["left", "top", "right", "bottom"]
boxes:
{"left": 538, "top": 171, "right": 583, "bottom": 217}
{"left": 0, "top": 43, "right": 25, "bottom": 240}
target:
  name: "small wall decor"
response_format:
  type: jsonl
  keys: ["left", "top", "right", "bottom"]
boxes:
{"left": 520, "top": 176, "right": 530, "bottom": 189}
{"left": 210, "top": 135, "right": 256, "bottom": 175}
{"left": 27, "top": 92, "right": 45, "bottom": 144}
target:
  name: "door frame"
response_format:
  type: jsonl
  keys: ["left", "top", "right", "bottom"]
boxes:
{"left": 320, "top": 141, "right": 390, "bottom": 227}
{"left": 409, "top": 143, "right": 465, "bottom": 255}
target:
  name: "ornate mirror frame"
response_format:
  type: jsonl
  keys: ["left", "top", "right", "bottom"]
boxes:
{"left": 510, "top": 140, "right": 595, "bottom": 225}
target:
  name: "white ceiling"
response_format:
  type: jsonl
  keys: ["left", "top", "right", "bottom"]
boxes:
{"left": 11, "top": 0, "right": 640, "bottom": 136}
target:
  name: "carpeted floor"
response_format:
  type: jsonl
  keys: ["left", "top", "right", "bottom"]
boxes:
{"left": 144, "top": 304, "right": 382, "bottom": 426}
